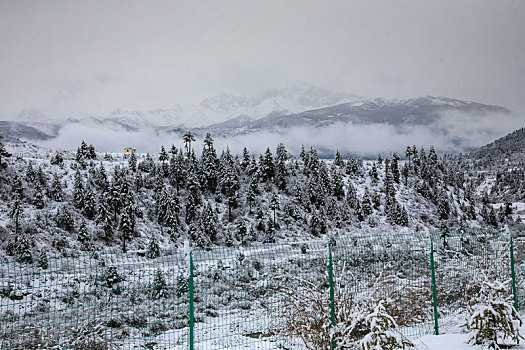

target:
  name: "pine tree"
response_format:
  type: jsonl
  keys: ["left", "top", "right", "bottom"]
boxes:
{"left": 369, "top": 162, "right": 379, "bottom": 182}
{"left": 201, "top": 133, "right": 219, "bottom": 192}
{"left": 189, "top": 222, "right": 209, "bottom": 248}
{"left": 241, "top": 147, "right": 250, "bottom": 170}
{"left": 0, "top": 133, "right": 12, "bottom": 169}
{"left": 159, "top": 145, "right": 168, "bottom": 163}
{"left": 73, "top": 169, "right": 85, "bottom": 209}
{"left": 383, "top": 158, "right": 396, "bottom": 206}
{"left": 334, "top": 149, "right": 344, "bottom": 167}
{"left": 11, "top": 174, "right": 24, "bottom": 199}
{"left": 9, "top": 198, "right": 23, "bottom": 236}
{"left": 15, "top": 233, "right": 32, "bottom": 263}
{"left": 83, "top": 186, "right": 97, "bottom": 219}
{"left": 38, "top": 251, "right": 49, "bottom": 270}
{"left": 391, "top": 152, "right": 400, "bottom": 184}
{"left": 146, "top": 235, "right": 161, "bottom": 259}
{"left": 26, "top": 161, "right": 35, "bottom": 183}
{"left": 119, "top": 189, "right": 137, "bottom": 253}
{"left": 465, "top": 279, "right": 523, "bottom": 349}
{"left": 235, "top": 217, "right": 248, "bottom": 245}
{"left": 346, "top": 180, "right": 359, "bottom": 210}
{"left": 402, "top": 164, "right": 409, "bottom": 186}
{"left": 96, "top": 192, "right": 114, "bottom": 239}
{"left": 200, "top": 202, "right": 219, "bottom": 244}
{"left": 263, "top": 218, "right": 275, "bottom": 243}
{"left": 269, "top": 193, "right": 279, "bottom": 227}
{"left": 246, "top": 178, "right": 257, "bottom": 214}
{"left": 34, "top": 183, "right": 45, "bottom": 209}
{"left": 405, "top": 145, "right": 412, "bottom": 161}
{"left": 56, "top": 206, "right": 75, "bottom": 232}
{"left": 183, "top": 131, "right": 195, "bottom": 158}
{"left": 361, "top": 300, "right": 415, "bottom": 350}
{"left": 309, "top": 212, "right": 321, "bottom": 237}
{"left": 274, "top": 143, "right": 289, "bottom": 191}
{"left": 128, "top": 151, "right": 137, "bottom": 172}
{"left": 185, "top": 192, "right": 199, "bottom": 225}
{"left": 331, "top": 166, "right": 345, "bottom": 200}
{"left": 50, "top": 153, "right": 63, "bottom": 166}
{"left": 161, "top": 189, "right": 181, "bottom": 230}
{"left": 78, "top": 220, "right": 92, "bottom": 251}
{"left": 151, "top": 269, "right": 169, "bottom": 299}
{"left": 362, "top": 188, "right": 373, "bottom": 217}
{"left": 87, "top": 144, "right": 97, "bottom": 160}
{"left": 219, "top": 163, "right": 240, "bottom": 222}
{"left": 437, "top": 191, "right": 450, "bottom": 221}
{"left": 261, "top": 148, "right": 275, "bottom": 182}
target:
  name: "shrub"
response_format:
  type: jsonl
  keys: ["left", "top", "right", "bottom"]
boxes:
{"left": 360, "top": 300, "right": 414, "bottom": 350}
{"left": 464, "top": 279, "right": 523, "bottom": 349}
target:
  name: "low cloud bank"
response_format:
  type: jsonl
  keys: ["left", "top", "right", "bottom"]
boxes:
{"left": 37, "top": 111, "right": 524, "bottom": 158}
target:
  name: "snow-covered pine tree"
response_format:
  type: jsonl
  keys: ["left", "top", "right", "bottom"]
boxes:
{"left": 48, "top": 173, "right": 64, "bottom": 202}
{"left": 0, "top": 133, "right": 12, "bottom": 168}
{"left": 11, "top": 174, "right": 24, "bottom": 199}
{"left": 38, "top": 251, "right": 49, "bottom": 270}
{"left": 146, "top": 235, "right": 161, "bottom": 259}
{"left": 33, "top": 183, "right": 45, "bottom": 209}
{"left": 183, "top": 131, "right": 195, "bottom": 158}
{"left": 264, "top": 218, "right": 275, "bottom": 243}
{"left": 334, "top": 149, "right": 344, "bottom": 167}
{"left": 189, "top": 222, "right": 209, "bottom": 248}
{"left": 15, "top": 232, "right": 33, "bottom": 263}
{"left": 96, "top": 192, "right": 114, "bottom": 239}
{"left": 391, "top": 152, "right": 400, "bottom": 184}
{"left": 78, "top": 220, "right": 93, "bottom": 251}
{"left": 73, "top": 169, "right": 85, "bottom": 209}
{"left": 465, "top": 279, "right": 523, "bottom": 349}
{"left": 360, "top": 300, "right": 414, "bottom": 350}
{"left": 270, "top": 192, "right": 279, "bottom": 227}
{"left": 362, "top": 188, "right": 373, "bottom": 217}
{"left": 201, "top": 133, "right": 219, "bottom": 193}
{"left": 235, "top": 217, "right": 248, "bottom": 245}
{"left": 9, "top": 197, "right": 23, "bottom": 236}
{"left": 331, "top": 165, "right": 345, "bottom": 200}
{"left": 260, "top": 147, "right": 275, "bottom": 183}
{"left": 241, "top": 147, "right": 250, "bottom": 170}
{"left": 159, "top": 145, "right": 168, "bottom": 163}
{"left": 128, "top": 151, "right": 137, "bottom": 172}
{"left": 150, "top": 269, "right": 169, "bottom": 299}
{"left": 200, "top": 201, "right": 219, "bottom": 244}
{"left": 83, "top": 186, "right": 97, "bottom": 219}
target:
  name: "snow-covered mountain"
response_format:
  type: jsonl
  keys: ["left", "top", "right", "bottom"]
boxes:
{"left": 0, "top": 87, "right": 521, "bottom": 156}
{"left": 189, "top": 96, "right": 521, "bottom": 156}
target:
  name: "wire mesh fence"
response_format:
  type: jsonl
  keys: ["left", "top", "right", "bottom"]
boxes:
{"left": 0, "top": 230, "right": 522, "bottom": 349}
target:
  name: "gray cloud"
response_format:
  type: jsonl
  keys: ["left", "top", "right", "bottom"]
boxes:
{"left": 1, "top": 0, "right": 525, "bottom": 120}
{"left": 37, "top": 110, "right": 524, "bottom": 158}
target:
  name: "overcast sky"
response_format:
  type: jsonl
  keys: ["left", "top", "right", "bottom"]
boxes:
{"left": 1, "top": 0, "right": 524, "bottom": 119}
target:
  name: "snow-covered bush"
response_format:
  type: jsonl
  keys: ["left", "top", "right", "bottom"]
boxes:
{"left": 64, "top": 321, "right": 118, "bottom": 350}
{"left": 464, "top": 279, "right": 523, "bottom": 349}
{"left": 360, "top": 300, "right": 414, "bottom": 350}
{"left": 372, "top": 267, "right": 431, "bottom": 327}
{"left": 275, "top": 273, "right": 369, "bottom": 349}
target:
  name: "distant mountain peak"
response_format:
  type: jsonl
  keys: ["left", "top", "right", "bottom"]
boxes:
{"left": 17, "top": 109, "right": 48, "bottom": 122}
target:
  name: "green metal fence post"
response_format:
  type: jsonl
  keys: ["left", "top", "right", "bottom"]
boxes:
{"left": 328, "top": 243, "right": 336, "bottom": 349}
{"left": 510, "top": 236, "right": 518, "bottom": 311}
{"left": 188, "top": 251, "right": 195, "bottom": 350}
{"left": 430, "top": 239, "right": 439, "bottom": 335}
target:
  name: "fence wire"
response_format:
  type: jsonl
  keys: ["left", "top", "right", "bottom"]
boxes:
{"left": 0, "top": 231, "right": 522, "bottom": 349}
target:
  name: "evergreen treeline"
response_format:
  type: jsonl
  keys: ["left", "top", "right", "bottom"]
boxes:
{"left": 0, "top": 131, "right": 521, "bottom": 262}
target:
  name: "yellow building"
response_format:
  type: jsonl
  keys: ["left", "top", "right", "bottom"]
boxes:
{"left": 124, "top": 147, "right": 137, "bottom": 153}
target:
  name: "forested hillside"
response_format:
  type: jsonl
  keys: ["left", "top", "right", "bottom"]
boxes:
{"left": 0, "top": 130, "right": 522, "bottom": 262}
